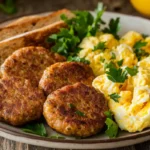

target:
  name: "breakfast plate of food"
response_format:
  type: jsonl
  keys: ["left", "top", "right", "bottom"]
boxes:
{"left": 0, "top": 3, "right": 150, "bottom": 149}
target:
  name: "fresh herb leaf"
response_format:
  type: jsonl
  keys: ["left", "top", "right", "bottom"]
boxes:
{"left": 0, "top": 0, "right": 17, "bottom": 14}
{"left": 67, "top": 56, "right": 90, "bottom": 64}
{"left": 104, "top": 110, "right": 113, "bottom": 119}
{"left": 48, "top": 28, "right": 80, "bottom": 56}
{"left": 133, "top": 41, "right": 148, "bottom": 60}
{"left": 69, "top": 103, "right": 75, "bottom": 109}
{"left": 105, "top": 118, "right": 118, "bottom": 138}
{"left": 103, "top": 17, "right": 120, "bottom": 39}
{"left": 133, "top": 41, "right": 147, "bottom": 49}
{"left": 100, "top": 57, "right": 105, "bottom": 63}
{"left": 104, "top": 61, "right": 116, "bottom": 70}
{"left": 48, "top": 135, "right": 65, "bottom": 139}
{"left": 111, "top": 52, "right": 116, "bottom": 59}
{"left": 135, "top": 49, "right": 149, "bottom": 61}
{"left": 87, "top": 3, "right": 105, "bottom": 36}
{"left": 22, "top": 123, "right": 47, "bottom": 137}
{"left": 105, "top": 62, "right": 128, "bottom": 83}
{"left": 109, "top": 93, "right": 120, "bottom": 102}
{"left": 125, "top": 66, "right": 138, "bottom": 76}
{"left": 75, "top": 110, "right": 85, "bottom": 117}
{"left": 142, "top": 34, "right": 149, "bottom": 39}
{"left": 117, "top": 59, "right": 123, "bottom": 66}
{"left": 93, "top": 42, "right": 106, "bottom": 51}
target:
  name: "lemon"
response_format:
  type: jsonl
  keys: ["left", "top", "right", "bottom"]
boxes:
{"left": 130, "top": 0, "right": 150, "bottom": 17}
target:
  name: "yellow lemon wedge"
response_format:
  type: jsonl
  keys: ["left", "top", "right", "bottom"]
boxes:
{"left": 130, "top": 0, "right": 150, "bottom": 17}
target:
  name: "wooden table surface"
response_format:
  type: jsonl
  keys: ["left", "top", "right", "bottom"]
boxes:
{"left": 0, "top": 0, "right": 149, "bottom": 150}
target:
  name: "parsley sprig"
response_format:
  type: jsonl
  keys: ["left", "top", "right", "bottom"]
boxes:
{"left": 105, "top": 62, "right": 128, "bottom": 83}
{"left": 133, "top": 41, "right": 148, "bottom": 61}
{"left": 48, "top": 3, "right": 105, "bottom": 61}
{"left": 0, "top": 0, "right": 17, "bottom": 14}
{"left": 103, "top": 18, "right": 120, "bottom": 39}
{"left": 93, "top": 42, "right": 106, "bottom": 51}
{"left": 109, "top": 93, "right": 120, "bottom": 102}
{"left": 22, "top": 123, "right": 47, "bottom": 137}
{"left": 67, "top": 56, "right": 90, "bottom": 64}
{"left": 104, "top": 111, "right": 119, "bottom": 138}
{"left": 125, "top": 66, "right": 138, "bottom": 76}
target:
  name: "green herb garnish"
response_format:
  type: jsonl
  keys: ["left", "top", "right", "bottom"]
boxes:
{"left": 105, "top": 62, "right": 128, "bottom": 83}
{"left": 69, "top": 103, "right": 75, "bottom": 109}
{"left": 104, "top": 110, "right": 113, "bottom": 119}
{"left": 125, "top": 66, "right": 138, "bottom": 76}
{"left": 109, "top": 93, "right": 120, "bottom": 102}
{"left": 48, "top": 3, "right": 105, "bottom": 58}
{"left": 111, "top": 52, "right": 116, "bottom": 59}
{"left": 133, "top": 41, "right": 148, "bottom": 60}
{"left": 67, "top": 56, "right": 90, "bottom": 64}
{"left": 22, "top": 123, "right": 47, "bottom": 137}
{"left": 0, "top": 0, "right": 17, "bottom": 14}
{"left": 105, "top": 118, "right": 118, "bottom": 138}
{"left": 103, "top": 17, "right": 120, "bottom": 39}
{"left": 93, "top": 42, "right": 106, "bottom": 51}
{"left": 104, "top": 110, "right": 119, "bottom": 138}
{"left": 100, "top": 57, "right": 105, "bottom": 63}
{"left": 142, "top": 34, "right": 149, "bottom": 39}
{"left": 117, "top": 59, "right": 123, "bottom": 66}
{"left": 75, "top": 110, "right": 85, "bottom": 117}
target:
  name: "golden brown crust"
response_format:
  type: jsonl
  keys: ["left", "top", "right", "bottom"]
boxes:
{"left": 1, "top": 46, "right": 66, "bottom": 86}
{"left": 39, "top": 62, "right": 95, "bottom": 95}
{"left": 0, "top": 76, "right": 45, "bottom": 126}
{"left": 0, "top": 9, "right": 74, "bottom": 41}
{"left": 43, "top": 83, "right": 108, "bottom": 137}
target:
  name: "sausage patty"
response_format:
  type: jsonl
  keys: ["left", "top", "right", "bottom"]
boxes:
{"left": 0, "top": 76, "right": 45, "bottom": 126}
{"left": 0, "top": 46, "right": 66, "bottom": 86}
{"left": 43, "top": 82, "right": 107, "bottom": 137}
{"left": 39, "top": 62, "right": 95, "bottom": 95}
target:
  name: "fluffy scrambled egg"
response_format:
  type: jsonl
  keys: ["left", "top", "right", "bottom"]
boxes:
{"left": 78, "top": 31, "right": 150, "bottom": 132}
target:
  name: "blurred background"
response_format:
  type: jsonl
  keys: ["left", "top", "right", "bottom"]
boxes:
{"left": 0, "top": 0, "right": 147, "bottom": 23}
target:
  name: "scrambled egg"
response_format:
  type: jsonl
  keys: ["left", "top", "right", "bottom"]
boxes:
{"left": 78, "top": 31, "right": 150, "bottom": 132}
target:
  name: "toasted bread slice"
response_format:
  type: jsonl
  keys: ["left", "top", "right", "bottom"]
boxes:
{"left": 0, "top": 21, "right": 67, "bottom": 66}
{"left": 0, "top": 9, "right": 74, "bottom": 42}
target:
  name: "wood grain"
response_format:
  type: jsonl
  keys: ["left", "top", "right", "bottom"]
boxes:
{"left": 0, "top": 0, "right": 149, "bottom": 150}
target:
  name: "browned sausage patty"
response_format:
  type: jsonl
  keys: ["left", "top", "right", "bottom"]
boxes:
{"left": 43, "top": 82, "right": 107, "bottom": 137}
{"left": 0, "top": 46, "right": 66, "bottom": 86}
{"left": 0, "top": 76, "right": 45, "bottom": 126}
{"left": 39, "top": 62, "right": 95, "bottom": 95}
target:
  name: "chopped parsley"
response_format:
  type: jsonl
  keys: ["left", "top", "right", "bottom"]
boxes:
{"left": 105, "top": 118, "right": 119, "bottom": 138}
{"left": 142, "top": 34, "right": 149, "bottom": 39}
{"left": 93, "top": 42, "right": 106, "bottom": 51}
{"left": 103, "top": 17, "right": 120, "bottom": 39}
{"left": 117, "top": 59, "right": 123, "bottom": 66}
{"left": 0, "top": 0, "right": 17, "bottom": 14}
{"left": 22, "top": 123, "right": 47, "bottom": 137}
{"left": 125, "top": 66, "right": 138, "bottom": 76}
{"left": 133, "top": 41, "right": 148, "bottom": 61}
{"left": 104, "top": 110, "right": 113, "bottom": 119}
{"left": 111, "top": 52, "right": 116, "bottom": 59}
{"left": 69, "top": 103, "right": 75, "bottom": 109}
{"left": 75, "top": 110, "right": 85, "bottom": 117}
{"left": 104, "top": 110, "right": 119, "bottom": 138}
{"left": 100, "top": 57, "right": 105, "bottom": 63}
{"left": 67, "top": 56, "right": 90, "bottom": 64}
{"left": 47, "top": 3, "right": 105, "bottom": 59}
{"left": 105, "top": 62, "right": 128, "bottom": 83}
{"left": 109, "top": 93, "right": 120, "bottom": 102}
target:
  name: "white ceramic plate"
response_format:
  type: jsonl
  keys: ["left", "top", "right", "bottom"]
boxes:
{"left": 1, "top": 11, "right": 150, "bottom": 149}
